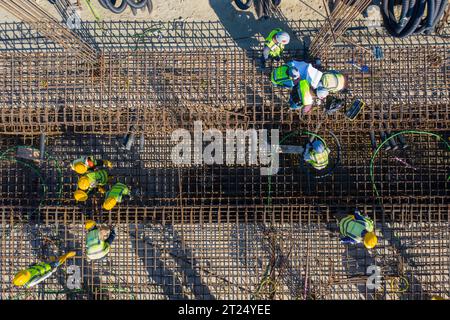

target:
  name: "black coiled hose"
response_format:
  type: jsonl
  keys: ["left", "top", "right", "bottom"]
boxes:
{"left": 382, "top": 0, "right": 448, "bottom": 37}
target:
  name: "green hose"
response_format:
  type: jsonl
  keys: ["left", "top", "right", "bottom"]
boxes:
{"left": 370, "top": 130, "right": 450, "bottom": 202}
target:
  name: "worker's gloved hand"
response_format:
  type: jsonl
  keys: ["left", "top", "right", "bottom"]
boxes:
{"left": 104, "top": 160, "right": 113, "bottom": 168}
{"left": 273, "top": 56, "right": 281, "bottom": 62}
{"left": 98, "top": 186, "right": 106, "bottom": 194}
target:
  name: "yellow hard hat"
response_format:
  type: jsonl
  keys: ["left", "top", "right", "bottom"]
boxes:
{"left": 74, "top": 189, "right": 88, "bottom": 202}
{"left": 77, "top": 176, "right": 91, "bottom": 191}
{"left": 364, "top": 232, "right": 378, "bottom": 249}
{"left": 103, "top": 197, "right": 117, "bottom": 211}
{"left": 13, "top": 270, "right": 31, "bottom": 287}
{"left": 321, "top": 72, "right": 346, "bottom": 93}
{"left": 85, "top": 220, "right": 96, "bottom": 230}
{"left": 74, "top": 162, "right": 88, "bottom": 175}
{"left": 431, "top": 295, "right": 445, "bottom": 300}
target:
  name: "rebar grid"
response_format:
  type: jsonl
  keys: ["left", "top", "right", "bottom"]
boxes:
{"left": 0, "top": 45, "right": 448, "bottom": 134}
{"left": 1, "top": 207, "right": 448, "bottom": 300}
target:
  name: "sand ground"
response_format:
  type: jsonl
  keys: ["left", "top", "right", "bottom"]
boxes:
{"left": 0, "top": 0, "right": 329, "bottom": 23}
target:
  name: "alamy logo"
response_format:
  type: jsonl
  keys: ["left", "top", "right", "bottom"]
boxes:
{"left": 171, "top": 121, "right": 280, "bottom": 175}
{"left": 366, "top": 265, "right": 382, "bottom": 290}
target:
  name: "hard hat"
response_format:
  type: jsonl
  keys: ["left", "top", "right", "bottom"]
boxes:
{"left": 74, "top": 162, "right": 88, "bottom": 175}
{"left": 74, "top": 189, "right": 88, "bottom": 202}
{"left": 275, "top": 31, "right": 290, "bottom": 45}
{"left": 321, "top": 72, "right": 346, "bottom": 92}
{"left": 364, "top": 232, "right": 378, "bottom": 249}
{"left": 316, "top": 86, "right": 329, "bottom": 100}
{"left": 288, "top": 67, "right": 300, "bottom": 80}
{"left": 103, "top": 197, "right": 117, "bottom": 211}
{"left": 77, "top": 176, "right": 91, "bottom": 191}
{"left": 13, "top": 270, "right": 31, "bottom": 287}
{"left": 85, "top": 220, "right": 96, "bottom": 230}
{"left": 311, "top": 140, "right": 326, "bottom": 154}
{"left": 431, "top": 295, "right": 445, "bottom": 300}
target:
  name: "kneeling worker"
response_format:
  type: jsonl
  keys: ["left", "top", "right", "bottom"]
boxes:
{"left": 73, "top": 169, "right": 110, "bottom": 202}
{"left": 339, "top": 209, "right": 378, "bottom": 249}
{"left": 260, "top": 28, "right": 290, "bottom": 68}
{"left": 85, "top": 220, "right": 116, "bottom": 261}
{"left": 271, "top": 64, "right": 300, "bottom": 88}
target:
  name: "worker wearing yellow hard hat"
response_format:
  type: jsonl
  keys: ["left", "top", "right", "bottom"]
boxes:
{"left": 85, "top": 220, "right": 116, "bottom": 261}
{"left": 70, "top": 156, "right": 112, "bottom": 175}
{"left": 339, "top": 209, "right": 378, "bottom": 249}
{"left": 13, "top": 251, "right": 75, "bottom": 288}
{"left": 102, "top": 182, "right": 131, "bottom": 211}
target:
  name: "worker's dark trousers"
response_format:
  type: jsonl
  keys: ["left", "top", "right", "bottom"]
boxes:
{"left": 105, "top": 228, "right": 116, "bottom": 245}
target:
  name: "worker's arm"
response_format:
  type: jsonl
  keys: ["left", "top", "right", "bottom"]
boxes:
{"left": 340, "top": 236, "right": 357, "bottom": 244}
{"left": 353, "top": 209, "right": 366, "bottom": 221}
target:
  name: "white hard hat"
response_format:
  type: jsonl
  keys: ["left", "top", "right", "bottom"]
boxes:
{"left": 288, "top": 67, "right": 300, "bottom": 80}
{"left": 316, "top": 86, "right": 329, "bottom": 100}
{"left": 275, "top": 31, "right": 290, "bottom": 45}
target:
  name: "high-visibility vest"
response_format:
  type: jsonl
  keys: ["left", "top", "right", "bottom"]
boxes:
{"left": 71, "top": 156, "right": 95, "bottom": 171}
{"left": 306, "top": 147, "right": 330, "bottom": 170}
{"left": 339, "top": 215, "right": 374, "bottom": 242}
{"left": 265, "top": 28, "right": 284, "bottom": 58}
{"left": 271, "top": 65, "right": 294, "bottom": 87}
{"left": 24, "top": 262, "right": 53, "bottom": 288}
{"left": 105, "top": 183, "right": 130, "bottom": 203}
{"left": 298, "top": 79, "right": 313, "bottom": 106}
{"left": 85, "top": 169, "right": 109, "bottom": 187}
{"left": 86, "top": 228, "right": 110, "bottom": 261}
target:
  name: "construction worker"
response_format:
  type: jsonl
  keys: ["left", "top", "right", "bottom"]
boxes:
{"left": 102, "top": 182, "right": 131, "bottom": 211}
{"left": 303, "top": 139, "right": 331, "bottom": 170}
{"left": 287, "top": 61, "right": 346, "bottom": 113}
{"left": 260, "top": 29, "right": 290, "bottom": 68}
{"left": 271, "top": 64, "right": 300, "bottom": 88}
{"left": 71, "top": 156, "right": 112, "bottom": 175}
{"left": 339, "top": 209, "right": 378, "bottom": 249}
{"left": 85, "top": 220, "right": 116, "bottom": 261}
{"left": 13, "top": 251, "right": 75, "bottom": 288}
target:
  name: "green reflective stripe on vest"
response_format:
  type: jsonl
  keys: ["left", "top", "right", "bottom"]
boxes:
{"left": 106, "top": 183, "right": 129, "bottom": 203}
{"left": 299, "top": 80, "right": 313, "bottom": 106}
{"left": 86, "top": 229, "right": 109, "bottom": 260}
{"left": 265, "top": 28, "right": 284, "bottom": 58}
{"left": 340, "top": 215, "right": 367, "bottom": 241}
{"left": 271, "top": 66, "right": 290, "bottom": 85}
{"left": 86, "top": 169, "right": 108, "bottom": 186}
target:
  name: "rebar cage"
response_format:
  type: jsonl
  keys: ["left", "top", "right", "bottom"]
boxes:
{"left": 0, "top": 19, "right": 449, "bottom": 300}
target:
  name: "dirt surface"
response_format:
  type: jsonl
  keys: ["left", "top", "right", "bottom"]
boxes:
{"left": 0, "top": 0, "right": 328, "bottom": 23}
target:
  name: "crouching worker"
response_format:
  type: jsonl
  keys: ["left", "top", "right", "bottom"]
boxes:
{"left": 339, "top": 209, "right": 378, "bottom": 249}
{"left": 303, "top": 139, "right": 331, "bottom": 171}
{"left": 13, "top": 251, "right": 76, "bottom": 288}
{"left": 260, "top": 29, "right": 290, "bottom": 68}
{"left": 70, "top": 156, "right": 112, "bottom": 175}
{"left": 85, "top": 220, "right": 116, "bottom": 261}
{"left": 102, "top": 182, "right": 131, "bottom": 211}
{"left": 73, "top": 169, "right": 110, "bottom": 202}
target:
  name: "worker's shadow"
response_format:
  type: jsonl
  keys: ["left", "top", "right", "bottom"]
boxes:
{"left": 129, "top": 224, "right": 215, "bottom": 300}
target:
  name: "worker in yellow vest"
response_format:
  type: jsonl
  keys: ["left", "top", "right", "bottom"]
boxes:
{"left": 102, "top": 182, "right": 131, "bottom": 211}
{"left": 85, "top": 220, "right": 116, "bottom": 261}
{"left": 260, "top": 28, "right": 290, "bottom": 68}
{"left": 73, "top": 169, "right": 110, "bottom": 202}
{"left": 339, "top": 209, "right": 378, "bottom": 249}
{"left": 271, "top": 64, "right": 300, "bottom": 88}
{"left": 70, "top": 155, "right": 112, "bottom": 175}
{"left": 13, "top": 251, "right": 76, "bottom": 288}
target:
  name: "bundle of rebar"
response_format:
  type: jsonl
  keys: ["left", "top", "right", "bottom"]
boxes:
{"left": 0, "top": 0, "right": 97, "bottom": 62}
{"left": 309, "top": 0, "right": 372, "bottom": 59}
